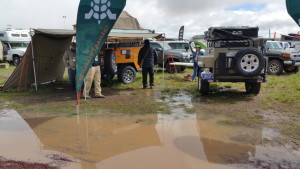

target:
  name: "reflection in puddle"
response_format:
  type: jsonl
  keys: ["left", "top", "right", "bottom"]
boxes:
{"left": 0, "top": 92, "right": 300, "bottom": 169}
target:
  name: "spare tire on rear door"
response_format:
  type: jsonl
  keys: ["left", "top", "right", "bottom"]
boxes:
{"left": 234, "top": 48, "right": 264, "bottom": 77}
{"left": 103, "top": 49, "right": 117, "bottom": 80}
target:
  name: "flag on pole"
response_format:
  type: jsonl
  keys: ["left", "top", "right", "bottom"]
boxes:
{"left": 76, "top": 0, "right": 126, "bottom": 92}
{"left": 178, "top": 26, "right": 184, "bottom": 40}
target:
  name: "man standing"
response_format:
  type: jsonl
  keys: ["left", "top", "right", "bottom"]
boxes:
{"left": 138, "top": 39, "right": 158, "bottom": 89}
{"left": 83, "top": 54, "right": 105, "bottom": 99}
{"left": 192, "top": 45, "right": 204, "bottom": 82}
{"left": 63, "top": 42, "right": 76, "bottom": 90}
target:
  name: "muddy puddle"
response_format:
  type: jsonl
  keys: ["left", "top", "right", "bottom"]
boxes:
{"left": 0, "top": 91, "right": 300, "bottom": 169}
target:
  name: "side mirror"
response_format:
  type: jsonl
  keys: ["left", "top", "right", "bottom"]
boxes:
{"left": 156, "top": 48, "right": 163, "bottom": 52}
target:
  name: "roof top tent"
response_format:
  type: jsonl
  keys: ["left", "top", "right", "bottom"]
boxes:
{"left": 0, "top": 29, "right": 31, "bottom": 42}
{"left": 286, "top": 0, "right": 300, "bottom": 27}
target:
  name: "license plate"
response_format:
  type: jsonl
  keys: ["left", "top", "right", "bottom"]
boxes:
{"left": 201, "top": 73, "right": 213, "bottom": 80}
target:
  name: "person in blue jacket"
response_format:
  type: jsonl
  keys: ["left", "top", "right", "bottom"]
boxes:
{"left": 192, "top": 45, "right": 204, "bottom": 81}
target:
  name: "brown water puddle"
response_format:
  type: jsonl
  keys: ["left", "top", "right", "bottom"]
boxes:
{"left": 0, "top": 92, "right": 300, "bottom": 169}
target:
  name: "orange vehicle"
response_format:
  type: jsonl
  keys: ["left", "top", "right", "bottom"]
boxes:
{"left": 99, "top": 41, "right": 142, "bottom": 84}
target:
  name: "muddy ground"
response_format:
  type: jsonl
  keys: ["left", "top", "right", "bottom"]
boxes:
{"left": 0, "top": 68, "right": 299, "bottom": 169}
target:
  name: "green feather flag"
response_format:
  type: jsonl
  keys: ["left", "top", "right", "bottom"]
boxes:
{"left": 286, "top": 0, "right": 300, "bottom": 27}
{"left": 76, "top": 0, "right": 126, "bottom": 92}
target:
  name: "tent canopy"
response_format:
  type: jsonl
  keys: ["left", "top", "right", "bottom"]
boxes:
{"left": 2, "top": 29, "right": 75, "bottom": 90}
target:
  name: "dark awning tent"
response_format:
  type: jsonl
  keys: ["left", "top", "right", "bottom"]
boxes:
{"left": 2, "top": 29, "right": 76, "bottom": 90}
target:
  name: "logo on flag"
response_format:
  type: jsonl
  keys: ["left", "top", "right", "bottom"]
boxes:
{"left": 85, "top": 0, "right": 117, "bottom": 24}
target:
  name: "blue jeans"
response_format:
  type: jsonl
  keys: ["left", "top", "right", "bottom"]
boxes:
{"left": 68, "top": 69, "right": 76, "bottom": 90}
{"left": 192, "top": 62, "right": 199, "bottom": 80}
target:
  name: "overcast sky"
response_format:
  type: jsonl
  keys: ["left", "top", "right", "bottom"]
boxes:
{"left": 0, "top": 0, "right": 299, "bottom": 39}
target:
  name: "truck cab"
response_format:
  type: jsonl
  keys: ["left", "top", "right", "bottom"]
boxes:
{"left": 0, "top": 29, "right": 31, "bottom": 65}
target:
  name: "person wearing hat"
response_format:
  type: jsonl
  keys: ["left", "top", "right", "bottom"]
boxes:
{"left": 63, "top": 42, "right": 77, "bottom": 90}
{"left": 192, "top": 45, "right": 204, "bottom": 81}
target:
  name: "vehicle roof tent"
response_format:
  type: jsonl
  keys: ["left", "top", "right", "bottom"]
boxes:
{"left": 2, "top": 29, "right": 75, "bottom": 90}
{"left": 205, "top": 27, "right": 259, "bottom": 40}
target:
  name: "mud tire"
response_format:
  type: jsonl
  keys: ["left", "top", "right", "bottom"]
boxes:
{"left": 118, "top": 65, "right": 136, "bottom": 84}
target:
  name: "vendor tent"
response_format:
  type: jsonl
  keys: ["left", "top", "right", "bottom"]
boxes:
{"left": 2, "top": 29, "right": 75, "bottom": 90}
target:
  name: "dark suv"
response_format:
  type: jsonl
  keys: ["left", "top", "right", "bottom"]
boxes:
{"left": 261, "top": 41, "right": 300, "bottom": 75}
{"left": 150, "top": 41, "right": 193, "bottom": 73}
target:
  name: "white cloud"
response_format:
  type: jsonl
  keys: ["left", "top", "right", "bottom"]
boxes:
{"left": 0, "top": 0, "right": 299, "bottom": 39}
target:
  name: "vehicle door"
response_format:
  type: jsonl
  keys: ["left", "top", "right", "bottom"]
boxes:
{"left": 150, "top": 42, "right": 164, "bottom": 66}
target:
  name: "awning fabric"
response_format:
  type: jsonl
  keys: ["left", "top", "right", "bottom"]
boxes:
{"left": 2, "top": 29, "right": 74, "bottom": 90}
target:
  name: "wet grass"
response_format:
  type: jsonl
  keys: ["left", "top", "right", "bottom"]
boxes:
{"left": 264, "top": 74, "right": 300, "bottom": 103}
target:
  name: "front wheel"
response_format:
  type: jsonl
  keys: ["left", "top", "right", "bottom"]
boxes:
{"left": 267, "top": 60, "right": 283, "bottom": 75}
{"left": 118, "top": 65, "right": 136, "bottom": 84}
{"left": 13, "top": 56, "right": 20, "bottom": 66}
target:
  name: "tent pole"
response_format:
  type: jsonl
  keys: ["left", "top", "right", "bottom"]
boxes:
{"left": 30, "top": 28, "right": 38, "bottom": 91}
{"left": 162, "top": 33, "right": 165, "bottom": 89}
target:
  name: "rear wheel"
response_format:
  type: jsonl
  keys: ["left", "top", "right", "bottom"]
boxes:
{"left": 245, "top": 82, "right": 261, "bottom": 95}
{"left": 267, "top": 60, "right": 283, "bottom": 75}
{"left": 118, "top": 65, "right": 136, "bottom": 84}
{"left": 198, "top": 75, "right": 209, "bottom": 95}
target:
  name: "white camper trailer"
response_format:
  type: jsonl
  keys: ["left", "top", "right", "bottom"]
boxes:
{"left": 0, "top": 29, "right": 30, "bottom": 65}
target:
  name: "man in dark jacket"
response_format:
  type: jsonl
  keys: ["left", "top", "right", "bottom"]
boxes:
{"left": 138, "top": 39, "right": 158, "bottom": 89}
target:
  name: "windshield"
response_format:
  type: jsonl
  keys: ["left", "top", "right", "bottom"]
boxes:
{"left": 10, "top": 43, "right": 28, "bottom": 49}
{"left": 168, "top": 42, "right": 189, "bottom": 50}
{"left": 265, "top": 42, "right": 282, "bottom": 49}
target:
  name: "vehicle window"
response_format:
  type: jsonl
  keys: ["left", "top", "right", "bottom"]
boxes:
{"left": 10, "top": 43, "right": 28, "bottom": 49}
{"left": 21, "top": 34, "right": 28, "bottom": 37}
{"left": 266, "top": 42, "right": 282, "bottom": 49}
{"left": 11, "top": 34, "right": 20, "bottom": 37}
{"left": 0, "top": 33, "right": 4, "bottom": 37}
{"left": 168, "top": 42, "right": 189, "bottom": 50}
{"left": 150, "top": 43, "right": 162, "bottom": 50}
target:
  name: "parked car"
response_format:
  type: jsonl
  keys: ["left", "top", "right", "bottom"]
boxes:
{"left": 0, "top": 29, "right": 30, "bottom": 66}
{"left": 197, "top": 26, "right": 267, "bottom": 95}
{"left": 262, "top": 41, "right": 300, "bottom": 74}
{"left": 150, "top": 41, "right": 193, "bottom": 73}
